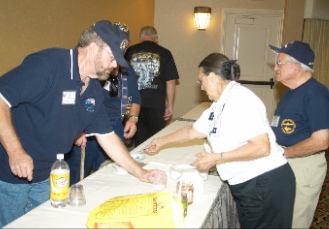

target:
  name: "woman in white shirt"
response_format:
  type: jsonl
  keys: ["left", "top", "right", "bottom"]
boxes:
{"left": 146, "top": 53, "right": 295, "bottom": 228}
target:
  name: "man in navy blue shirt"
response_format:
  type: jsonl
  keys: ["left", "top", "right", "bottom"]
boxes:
{"left": 0, "top": 20, "right": 163, "bottom": 227}
{"left": 66, "top": 23, "right": 142, "bottom": 185}
{"left": 269, "top": 41, "right": 329, "bottom": 228}
{"left": 67, "top": 64, "right": 142, "bottom": 184}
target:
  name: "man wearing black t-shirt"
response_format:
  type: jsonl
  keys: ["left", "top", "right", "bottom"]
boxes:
{"left": 125, "top": 26, "right": 179, "bottom": 146}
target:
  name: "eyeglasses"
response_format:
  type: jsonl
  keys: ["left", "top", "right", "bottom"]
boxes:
{"left": 196, "top": 74, "right": 207, "bottom": 85}
{"left": 109, "top": 75, "right": 119, "bottom": 97}
{"left": 276, "top": 61, "right": 298, "bottom": 66}
{"left": 104, "top": 49, "right": 115, "bottom": 63}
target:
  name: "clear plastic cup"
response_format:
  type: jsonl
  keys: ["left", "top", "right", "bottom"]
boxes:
{"left": 152, "top": 174, "right": 167, "bottom": 191}
{"left": 69, "top": 184, "right": 86, "bottom": 207}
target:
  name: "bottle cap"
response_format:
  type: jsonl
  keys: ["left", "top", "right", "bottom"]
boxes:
{"left": 57, "top": 154, "right": 64, "bottom": 160}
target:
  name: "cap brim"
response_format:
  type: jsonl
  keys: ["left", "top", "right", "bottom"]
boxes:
{"left": 112, "top": 50, "right": 128, "bottom": 68}
{"left": 269, "top": 44, "right": 282, "bottom": 54}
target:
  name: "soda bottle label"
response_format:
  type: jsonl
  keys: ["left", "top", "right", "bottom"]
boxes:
{"left": 50, "top": 172, "right": 69, "bottom": 200}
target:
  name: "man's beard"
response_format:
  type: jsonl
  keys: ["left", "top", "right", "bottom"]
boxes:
{"left": 96, "top": 70, "right": 112, "bottom": 81}
{"left": 94, "top": 53, "right": 113, "bottom": 81}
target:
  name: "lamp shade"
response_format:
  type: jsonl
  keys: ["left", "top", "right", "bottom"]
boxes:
{"left": 194, "top": 7, "right": 211, "bottom": 30}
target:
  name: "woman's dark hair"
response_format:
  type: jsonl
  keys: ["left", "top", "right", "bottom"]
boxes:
{"left": 198, "top": 53, "right": 240, "bottom": 80}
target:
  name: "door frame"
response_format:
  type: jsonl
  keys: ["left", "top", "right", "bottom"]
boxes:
{"left": 220, "top": 8, "right": 284, "bottom": 54}
{"left": 220, "top": 8, "right": 284, "bottom": 120}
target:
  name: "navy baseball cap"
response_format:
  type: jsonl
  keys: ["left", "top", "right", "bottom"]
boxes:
{"left": 269, "top": 40, "right": 315, "bottom": 69}
{"left": 112, "top": 22, "right": 130, "bottom": 42}
{"left": 92, "top": 20, "right": 129, "bottom": 67}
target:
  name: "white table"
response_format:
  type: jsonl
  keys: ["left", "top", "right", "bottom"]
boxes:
{"left": 176, "top": 101, "right": 211, "bottom": 122}
{"left": 4, "top": 102, "right": 239, "bottom": 228}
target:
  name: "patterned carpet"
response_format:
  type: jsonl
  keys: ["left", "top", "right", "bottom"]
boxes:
{"left": 310, "top": 151, "right": 329, "bottom": 229}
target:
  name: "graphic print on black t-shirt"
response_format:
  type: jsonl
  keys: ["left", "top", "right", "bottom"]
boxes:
{"left": 130, "top": 52, "right": 160, "bottom": 90}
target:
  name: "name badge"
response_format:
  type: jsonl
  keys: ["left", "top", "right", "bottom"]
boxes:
{"left": 271, "top": 116, "right": 280, "bottom": 127}
{"left": 62, "top": 91, "right": 76, "bottom": 105}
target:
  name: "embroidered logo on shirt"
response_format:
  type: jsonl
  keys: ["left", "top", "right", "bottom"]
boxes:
{"left": 281, "top": 119, "right": 296, "bottom": 134}
{"left": 85, "top": 98, "right": 95, "bottom": 112}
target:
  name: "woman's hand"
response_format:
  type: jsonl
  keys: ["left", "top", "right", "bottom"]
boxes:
{"left": 191, "top": 152, "right": 219, "bottom": 170}
{"left": 145, "top": 138, "right": 163, "bottom": 155}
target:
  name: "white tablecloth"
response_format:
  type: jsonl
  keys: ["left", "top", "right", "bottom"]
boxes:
{"left": 179, "top": 101, "right": 211, "bottom": 121}
{"left": 4, "top": 102, "right": 240, "bottom": 228}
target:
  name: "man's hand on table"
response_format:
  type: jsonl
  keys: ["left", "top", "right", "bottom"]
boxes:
{"left": 139, "top": 169, "right": 166, "bottom": 183}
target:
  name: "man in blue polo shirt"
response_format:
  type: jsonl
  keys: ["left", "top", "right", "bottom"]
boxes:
{"left": 269, "top": 40, "right": 329, "bottom": 228}
{"left": 0, "top": 20, "right": 164, "bottom": 227}
{"left": 66, "top": 23, "right": 142, "bottom": 185}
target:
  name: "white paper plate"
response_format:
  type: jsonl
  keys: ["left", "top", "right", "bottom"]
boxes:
{"left": 169, "top": 164, "right": 208, "bottom": 180}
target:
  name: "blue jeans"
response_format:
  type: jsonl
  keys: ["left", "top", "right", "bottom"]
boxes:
{"left": 66, "top": 117, "right": 124, "bottom": 185}
{"left": 0, "top": 179, "right": 49, "bottom": 227}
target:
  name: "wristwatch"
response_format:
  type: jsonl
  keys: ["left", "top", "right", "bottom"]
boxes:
{"left": 128, "top": 115, "right": 138, "bottom": 123}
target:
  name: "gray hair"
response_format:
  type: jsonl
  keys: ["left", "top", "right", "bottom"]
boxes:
{"left": 77, "top": 27, "right": 105, "bottom": 48}
{"left": 139, "top": 26, "right": 158, "bottom": 38}
{"left": 286, "top": 55, "right": 314, "bottom": 73}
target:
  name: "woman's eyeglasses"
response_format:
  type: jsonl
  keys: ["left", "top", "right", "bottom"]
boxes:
{"left": 109, "top": 75, "right": 119, "bottom": 97}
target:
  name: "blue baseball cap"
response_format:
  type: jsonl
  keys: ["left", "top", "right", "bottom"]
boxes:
{"left": 269, "top": 40, "right": 315, "bottom": 69}
{"left": 112, "top": 22, "right": 130, "bottom": 42}
{"left": 92, "top": 20, "right": 129, "bottom": 67}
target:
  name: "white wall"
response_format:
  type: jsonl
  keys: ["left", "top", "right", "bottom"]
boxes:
{"left": 154, "top": 0, "right": 285, "bottom": 118}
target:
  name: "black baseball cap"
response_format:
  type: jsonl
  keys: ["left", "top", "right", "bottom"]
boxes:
{"left": 269, "top": 40, "right": 315, "bottom": 69}
{"left": 92, "top": 20, "right": 129, "bottom": 67}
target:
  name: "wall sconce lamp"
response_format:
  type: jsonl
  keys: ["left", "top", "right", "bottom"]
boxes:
{"left": 194, "top": 7, "right": 211, "bottom": 31}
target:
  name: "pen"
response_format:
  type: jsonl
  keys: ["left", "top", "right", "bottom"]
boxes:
{"left": 137, "top": 148, "right": 146, "bottom": 154}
